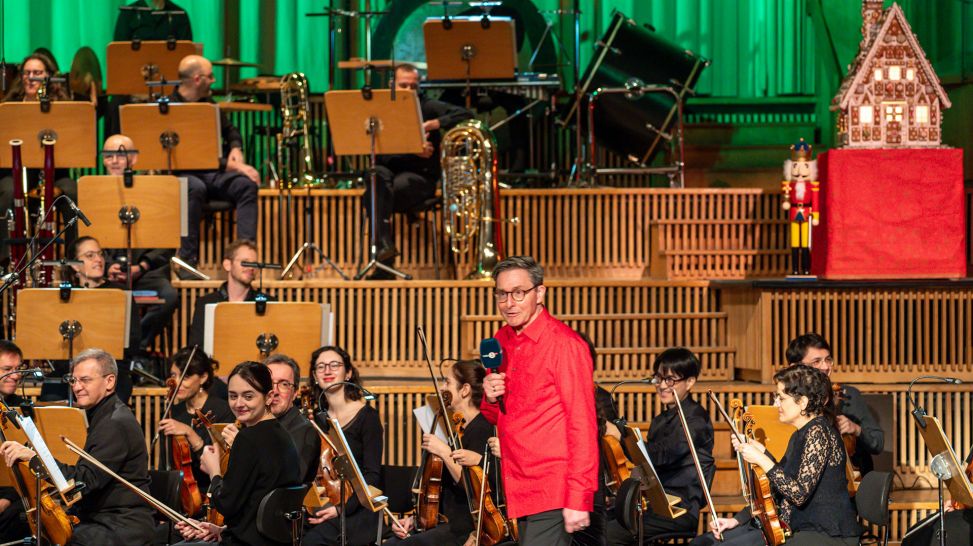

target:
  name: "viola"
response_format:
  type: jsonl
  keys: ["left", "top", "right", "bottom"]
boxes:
{"left": 298, "top": 385, "right": 351, "bottom": 508}
{"left": 601, "top": 434, "right": 634, "bottom": 496}
{"left": 414, "top": 391, "right": 450, "bottom": 531}
{"left": 164, "top": 377, "right": 203, "bottom": 516}
{"left": 452, "top": 412, "right": 508, "bottom": 546}
{"left": 192, "top": 409, "right": 234, "bottom": 526}
{"left": 832, "top": 383, "right": 861, "bottom": 496}
{"left": 709, "top": 392, "right": 789, "bottom": 546}
{"left": 0, "top": 400, "right": 78, "bottom": 544}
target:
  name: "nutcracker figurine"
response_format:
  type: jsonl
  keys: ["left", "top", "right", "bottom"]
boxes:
{"left": 781, "top": 138, "right": 820, "bottom": 275}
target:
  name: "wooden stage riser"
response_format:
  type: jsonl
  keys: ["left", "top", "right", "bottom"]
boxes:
{"left": 172, "top": 280, "right": 719, "bottom": 378}
{"left": 124, "top": 384, "right": 969, "bottom": 492}
{"left": 727, "top": 287, "right": 973, "bottom": 383}
{"left": 651, "top": 220, "right": 790, "bottom": 279}
{"left": 197, "top": 189, "right": 785, "bottom": 280}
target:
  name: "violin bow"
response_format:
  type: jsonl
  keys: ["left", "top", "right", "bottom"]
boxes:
{"left": 151, "top": 345, "right": 198, "bottom": 448}
{"left": 671, "top": 390, "right": 722, "bottom": 541}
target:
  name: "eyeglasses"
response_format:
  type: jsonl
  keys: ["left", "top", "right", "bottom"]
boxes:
{"left": 314, "top": 361, "right": 344, "bottom": 373}
{"left": 64, "top": 374, "right": 110, "bottom": 386}
{"left": 273, "top": 380, "right": 296, "bottom": 392}
{"left": 78, "top": 250, "right": 105, "bottom": 261}
{"left": 494, "top": 285, "right": 538, "bottom": 303}
{"left": 652, "top": 373, "right": 687, "bottom": 387}
{"left": 802, "top": 355, "right": 834, "bottom": 367}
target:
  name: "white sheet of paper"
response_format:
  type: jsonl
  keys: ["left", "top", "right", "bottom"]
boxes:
{"left": 18, "top": 415, "right": 70, "bottom": 492}
{"left": 412, "top": 404, "right": 449, "bottom": 443}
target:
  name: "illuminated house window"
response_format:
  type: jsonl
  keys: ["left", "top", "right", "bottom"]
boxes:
{"left": 906, "top": 68, "right": 915, "bottom": 80}
{"left": 915, "top": 105, "right": 929, "bottom": 124}
{"left": 859, "top": 105, "right": 874, "bottom": 124}
{"left": 884, "top": 104, "right": 903, "bottom": 122}
{"left": 874, "top": 68, "right": 883, "bottom": 81}
{"left": 889, "top": 66, "right": 901, "bottom": 80}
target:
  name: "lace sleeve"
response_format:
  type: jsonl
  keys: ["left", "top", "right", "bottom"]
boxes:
{"left": 767, "top": 422, "right": 831, "bottom": 507}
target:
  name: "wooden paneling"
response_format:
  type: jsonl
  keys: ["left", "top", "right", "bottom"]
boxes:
{"left": 650, "top": 219, "right": 789, "bottom": 279}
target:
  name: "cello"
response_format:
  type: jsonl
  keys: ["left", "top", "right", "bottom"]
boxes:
{"left": 709, "top": 392, "right": 789, "bottom": 546}
{"left": 0, "top": 400, "right": 79, "bottom": 545}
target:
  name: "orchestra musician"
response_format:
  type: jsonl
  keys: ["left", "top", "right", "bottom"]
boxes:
{"left": 0, "top": 348, "right": 156, "bottom": 545}
{"left": 480, "top": 256, "right": 598, "bottom": 545}
{"left": 606, "top": 348, "right": 714, "bottom": 545}
{"left": 175, "top": 361, "right": 302, "bottom": 545}
{"left": 786, "top": 333, "right": 884, "bottom": 476}
{"left": 187, "top": 239, "right": 277, "bottom": 348}
{"left": 99, "top": 134, "right": 180, "bottom": 352}
{"left": 168, "top": 54, "right": 260, "bottom": 271}
{"left": 385, "top": 360, "right": 495, "bottom": 545}
{"left": 157, "top": 346, "right": 234, "bottom": 496}
{"left": 113, "top": 0, "right": 193, "bottom": 42}
{"left": 261, "top": 353, "right": 321, "bottom": 485}
{"left": 362, "top": 63, "right": 473, "bottom": 279}
{"left": 0, "top": 341, "right": 29, "bottom": 542}
{"left": 303, "top": 345, "right": 383, "bottom": 546}
{"left": 691, "top": 364, "right": 861, "bottom": 546}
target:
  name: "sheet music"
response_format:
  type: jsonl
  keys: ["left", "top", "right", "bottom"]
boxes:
{"left": 413, "top": 404, "right": 449, "bottom": 443}
{"left": 203, "top": 303, "right": 216, "bottom": 355}
{"left": 17, "top": 415, "right": 70, "bottom": 492}
{"left": 631, "top": 426, "right": 661, "bottom": 478}
{"left": 178, "top": 177, "right": 188, "bottom": 236}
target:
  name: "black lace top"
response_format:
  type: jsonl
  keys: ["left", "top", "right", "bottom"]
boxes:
{"left": 767, "top": 415, "right": 861, "bottom": 537}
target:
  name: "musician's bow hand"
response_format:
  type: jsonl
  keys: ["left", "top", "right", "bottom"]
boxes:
{"left": 731, "top": 435, "right": 773, "bottom": 470}
{"left": 450, "top": 448, "right": 482, "bottom": 468}
{"left": 487, "top": 436, "right": 502, "bottom": 459}
{"left": 0, "top": 441, "right": 35, "bottom": 467}
{"left": 709, "top": 517, "right": 740, "bottom": 535}
{"left": 836, "top": 415, "right": 861, "bottom": 436}
{"left": 158, "top": 418, "right": 192, "bottom": 437}
{"left": 392, "top": 515, "right": 414, "bottom": 539}
{"left": 308, "top": 506, "right": 338, "bottom": 524}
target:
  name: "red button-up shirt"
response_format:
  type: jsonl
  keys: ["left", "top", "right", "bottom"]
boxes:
{"left": 480, "top": 307, "right": 598, "bottom": 519}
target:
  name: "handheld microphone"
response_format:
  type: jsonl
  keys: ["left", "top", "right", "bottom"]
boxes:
{"left": 479, "top": 337, "right": 505, "bottom": 413}
{"left": 64, "top": 196, "right": 92, "bottom": 227}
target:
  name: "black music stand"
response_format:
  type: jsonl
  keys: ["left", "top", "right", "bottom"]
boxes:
{"left": 323, "top": 89, "right": 425, "bottom": 280}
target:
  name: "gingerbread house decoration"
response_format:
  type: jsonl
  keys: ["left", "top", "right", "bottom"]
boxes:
{"left": 831, "top": 1, "right": 951, "bottom": 148}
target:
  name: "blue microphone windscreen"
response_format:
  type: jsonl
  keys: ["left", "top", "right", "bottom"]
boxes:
{"left": 479, "top": 337, "right": 503, "bottom": 370}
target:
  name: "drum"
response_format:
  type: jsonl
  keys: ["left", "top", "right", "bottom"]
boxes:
{"left": 567, "top": 10, "right": 708, "bottom": 165}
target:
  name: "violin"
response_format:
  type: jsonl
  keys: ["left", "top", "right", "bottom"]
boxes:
{"left": 165, "top": 377, "right": 203, "bottom": 516}
{"left": 709, "top": 393, "right": 789, "bottom": 546}
{"left": 832, "top": 383, "right": 861, "bottom": 496}
{"left": 0, "top": 401, "right": 78, "bottom": 545}
{"left": 192, "top": 409, "right": 234, "bottom": 526}
{"left": 601, "top": 433, "right": 634, "bottom": 496}
{"left": 413, "top": 392, "right": 449, "bottom": 531}
{"left": 452, "top": 412, "right": 508, "bottom": 546}
{"left": 298, "top": 385, "right": 352, "bottom": 509}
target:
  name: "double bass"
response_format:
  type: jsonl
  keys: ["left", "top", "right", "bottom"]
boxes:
{"left": 709, "top": 393, "right": 789, "bottom": 546}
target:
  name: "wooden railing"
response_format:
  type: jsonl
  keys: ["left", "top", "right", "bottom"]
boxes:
{"left": 650, "top": 219, "right": 789, "bottom": 279}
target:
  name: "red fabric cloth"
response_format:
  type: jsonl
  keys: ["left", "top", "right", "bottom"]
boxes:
{"left": 480, "top": 307, "right": 598, "bottom": 519}
{"left": 813, "top": 148, "right": 966, "bottom": 279}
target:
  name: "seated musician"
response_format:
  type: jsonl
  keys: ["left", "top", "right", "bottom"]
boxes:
{"left": 167, "top": 54, "right": 259, "bottom": 270}
{"left": 607, "top": 348, "right": 714, "bottom": 545}
{"left": 385, "top": 360, "right": 494, "bottom": 546}
{"left": 303, "top": 345, "right": 383, "bottom": 546}
{"left": 157, "top": 346, "right": 234, "bottom": 506}
{"left": 0, "top": 341, "right": 29, "bottom": 542}
{"left": 187, "top": 239, "right": 277, "bottom": 348}
{"left": 0, "top": 348, "right": 156, "bottom": 545}
{"left": 901, "top": 445, "right": 972, "bottom": 546}
{"left": 98, "top": 134, "right": 180, "bottom": 352}
{"left": 363, "top": 63, "right": 473, "bottom": 279}
{"left": 175, "top": 361, "right": 302, "bottom": 545}
{"left": 114, "top": 0, "right": 192, "bottom": 42}
{"left": 692, "top": 364, "right": 861, "bottom": 546}
{"left": 0, "top": 52, "right": 79, "bottom": 258}
{"left": 786, "top": 333, "right": 884, "bottom": 476}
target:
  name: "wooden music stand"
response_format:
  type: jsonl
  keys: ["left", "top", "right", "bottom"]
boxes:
{"left": 77, "top": 175, "right": 186, "bottom": 247}
{"left": 0, "top": 102, "right": 97, "bottom": 168}
{"left": 205, "top": 302, "right": 333, "bottom": 378}
{"left": 119, "top": 103, "right": 221, "bottom": 172}
{"left": 324, "top": 89, "right": 424, "bottom": 280}
{"left": 423, "top": 17, "right": 517, "bottom": 81}
{"left": 622, "top": 424, "right": 686, "bottom": 520}
{"left": 15, "top": 288, "right": 129, "bottom": 361}
{"left": 106, "top": 40, "right": 199, "bottom": 96}
{"left": 327, "top": 416, "right": 388, "bottom": 513}
{"left": 0, "top": 406, "right": 87, "bottom": 486}
{"left": 918, "top": 415, "right": 973, "bottom": 506}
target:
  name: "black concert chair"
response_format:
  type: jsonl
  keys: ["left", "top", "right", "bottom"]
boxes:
{"left": 148, "top": 469, "right": 183, "bottom": 544}
{"left": 856, "top": 471, "right": 893, "bottom": 546}
{"left": 648, "top": 530, "right": 695, "bottom": 545}
{"left": 381, "top": 464, "right": 419, "bottom": 516}
{"left": 203, "top": 199, "right": 235, "bottom": 232}
{"left": 257, "top": 484, "right": 309, "bottom": 546}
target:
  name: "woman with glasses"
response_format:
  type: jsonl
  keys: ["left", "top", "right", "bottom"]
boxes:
{"left": 303, "top": 345, "right": 384, "bottom": 546}
{"left": 606, "top": 347, "right": 714, "bottom": 545}
{"left": 692, "top": 364, "right": 861, "bottom": 546}
{"left": 158, "top": 346, "right": 234, "bottom": 503}
{"left": 175, "top": 361, "right": 302, "bottom": 545}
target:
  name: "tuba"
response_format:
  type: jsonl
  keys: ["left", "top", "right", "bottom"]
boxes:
{"left": 276, "top": 73, "right": 318, "bottom": 188}
{"left": 441, "top": 119, "right": 504, "bottom": 279}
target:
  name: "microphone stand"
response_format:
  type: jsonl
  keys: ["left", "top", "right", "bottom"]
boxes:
{"left": 0, "top": 200, "right": 79, "bottom": 298}
{"left": 906, "top": 376, "right": 962, "bottom": 429}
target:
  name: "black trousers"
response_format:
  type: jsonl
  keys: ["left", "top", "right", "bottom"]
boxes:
{"left": 362, "top": 166, "right": 436, "bottom": 253}
{"left": 178, "top": 171, "right": 257, "bottom": 263}
{"left": 606, "top": 511, "right": 697, "bottom": 545}
{"left": 133, "top": 266, "right": 178, "bottom": 350}
{"left": 519, "top": 509, "right": 571, "bottom": 546}
{"left": 382, "top": 522, "right": 468, "bottom": 546}
{"left": 691, "top": 525, "right": 860, "bottom": 546}
{"left": 901, "top": 509, "right": 972, "bottom": 546}
{"left": 68, "top": 521, "right": 125, "bottom": 545}
{"left": 0, "top": 498, "right": 29, "bottom": 543}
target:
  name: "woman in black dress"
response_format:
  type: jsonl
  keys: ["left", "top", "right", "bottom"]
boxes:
{"left": 158, "top": 346, "right": 234, "bottom": 505}
{"left": 303, "top": 346, "right": 384, "bottom": 546}
{"left": 691, "top": 364, "right": 861, "bottom": 546}
{"left": 175, "top": 361, "right": 302, "bottom": 545}
{"left": 386, "top": 359, "right": 495, "bottom": 546}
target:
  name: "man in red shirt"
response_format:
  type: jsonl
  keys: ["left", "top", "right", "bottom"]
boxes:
{"left": 481, "top": 256, "right": 598, "bottom": 545}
